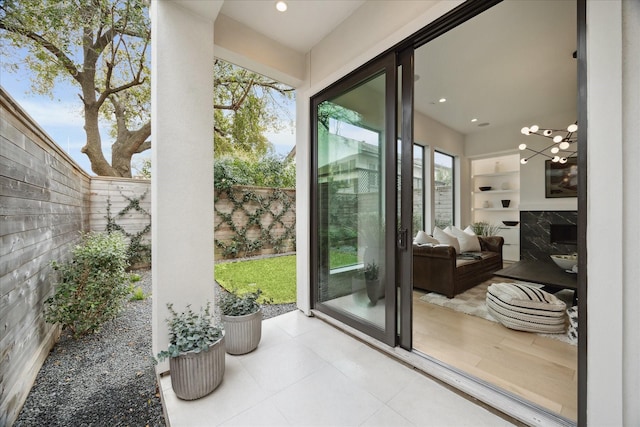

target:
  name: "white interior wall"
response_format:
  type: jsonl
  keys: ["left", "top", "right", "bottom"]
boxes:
{"left": 151, "top": 0, "right": 217, "bottom": 372}
{"left": 587, "top": 1, "right": 625, "bottom": 424}
{"left": 622, "top": 2, "right": 640, "bottom": 424}
{"left": 465, "top": 110, "right": 578, "bottom": 211}
{"left": 414, "top": 110, "right": 468, "bottom": 229}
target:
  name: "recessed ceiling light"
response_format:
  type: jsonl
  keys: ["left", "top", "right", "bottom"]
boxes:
{"left": 438, "top": 98, "right": 446, "bottom": 103}
{"left": 471, "top": 118, "right": 478, "bottom": 123}
{"left": 478, "top": 122, "right": 490, "bottom": 127}
{"left": 275, "top": 1, "right": 287, "bottom": 12}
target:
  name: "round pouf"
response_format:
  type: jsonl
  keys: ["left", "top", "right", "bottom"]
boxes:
{"left": 222, "top": 309, "right": 262, "bottom": 355}
{"left": 170, "top": 336, "right": 225, "bottom": 400}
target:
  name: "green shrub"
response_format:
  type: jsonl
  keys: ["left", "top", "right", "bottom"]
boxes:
{"left": 218, "top": 289, "right": 263, "bottom": 316}
{"left": 129, "top": 285, "right": 147, "bottom": 301}
{"left": 44, "top": 232, "right": 131, "bottom": 337}
{"left": 214, "top": 156, "right": 295, "bottom": 190}
{"left": 156, "top": 302, "right": 223, "bottom": 361}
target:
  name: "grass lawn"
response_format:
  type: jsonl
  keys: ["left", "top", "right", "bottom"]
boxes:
{"left": 215, "top": 255, "right": 296, "bottom": 304}
{"left": 215, "top": 251, "right": 359, "bottom": 304}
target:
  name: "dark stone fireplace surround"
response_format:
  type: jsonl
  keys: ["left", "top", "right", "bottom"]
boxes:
{"left": 520, "top": 210, "right": 578, "bottom": 261}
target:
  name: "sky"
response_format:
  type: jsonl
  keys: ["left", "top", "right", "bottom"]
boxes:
{"left": 1, "top": 53, "right": 296, "bottom": 176}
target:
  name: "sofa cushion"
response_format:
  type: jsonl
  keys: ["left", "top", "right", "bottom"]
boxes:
{"left": 448, "top": 226, "right": 481, "bottom": 252}
{"left": 433, "top": 227, "right": 460, "bottom": 253}
{"left": 486, "top": 282, "right": 567, "bottom": 334}
{"left": 414, "top": 230, "right": 438, "bottom": 245}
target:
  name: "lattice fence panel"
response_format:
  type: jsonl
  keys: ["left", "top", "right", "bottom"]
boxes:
{"left": 214, "top": 185, "right": 296, "bottom": 260}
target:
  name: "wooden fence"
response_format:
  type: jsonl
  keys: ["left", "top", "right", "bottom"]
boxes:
{"left": 0, "top": 89, "right": 152, "bottom": 426}
{"left": 1, "top": 88, "right": 91, "bottom": 426}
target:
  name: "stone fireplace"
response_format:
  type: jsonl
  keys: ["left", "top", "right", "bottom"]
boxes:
{"left": 520, "top": 211, "right": 578, "bottom": 261}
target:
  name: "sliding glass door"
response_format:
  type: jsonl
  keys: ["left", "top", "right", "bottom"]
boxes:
{"left": 312, "top": 54, "right": 398, "bottom": 345}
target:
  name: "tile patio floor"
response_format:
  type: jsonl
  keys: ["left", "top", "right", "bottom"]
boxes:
{"left": 159, "top": 310, "right": 515, "bottom": 426}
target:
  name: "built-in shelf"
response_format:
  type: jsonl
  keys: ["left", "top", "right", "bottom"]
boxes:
{"left": 471, "top": 154, "right": 521, "bottom": 261}
{"left": 471, "top": 190, "right": 518, "bottom": 195}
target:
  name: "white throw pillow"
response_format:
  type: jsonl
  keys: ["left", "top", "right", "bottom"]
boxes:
{"left": 448, "top": 226, "right": 481, "bottom": 253}
{"left": 433, "top": 227, "right": 460, "bottom": 254}
{"left": 414, "top": 230, "right": 438, "bottom": 245}
{"left": 463, "top": 225, "right": 476, "bottom": 236}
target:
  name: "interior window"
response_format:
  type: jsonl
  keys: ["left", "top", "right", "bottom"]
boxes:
{"left": 433, "top": 151, "right": 454, "bottom": 228}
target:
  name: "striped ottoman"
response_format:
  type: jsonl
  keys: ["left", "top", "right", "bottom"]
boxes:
{"left": 486, "top": 282, "right": 567, "bottom": 334}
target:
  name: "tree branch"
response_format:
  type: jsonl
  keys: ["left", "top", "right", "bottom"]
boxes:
{"left": 0, "top": 21, "right": 82, "bottom": 83}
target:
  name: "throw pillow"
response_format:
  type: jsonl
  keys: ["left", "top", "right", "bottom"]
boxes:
{"left": 486, "top": 282, "right": 567, "bottom": 334}
{"left": 433, "top": 227, "right": 460, "bottom": 254}
{"left": 414, "top": 230, "right": 438, "bottom": 245}
{"left": 463, "top": 225, "right": 476, "bottom": 236}
{"left": 448, "top": 226, "right": 481, "bottom": 252}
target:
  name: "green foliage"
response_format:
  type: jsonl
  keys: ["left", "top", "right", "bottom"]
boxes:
{"left": 214, "top": 59, "right": 294, "bottom": 160}
{"left": 44, "top": 232, "right": 131, "bottom": 337}
{"left": 215, "top": 255, "right": 296, "bottom": 304}
{"left": 105, "top": 192, "right": 151, "bottom": 266}
{"left": 156, "top": 303, "right": 223, "bottom": 362}
{"left": 130, "top": 273, "right": 142, "bottom": 282}
{"left": 214, "top": 185, "right": 296, "bottom": 258}
{"left": 470, "top": 221, "right": 502, "bottom": 237}
{"left": 129, "top": 285, "right": 147, "bottom": 301}
{"left": 0, "top": 0, "right": 151, "bottom": 177}
{"left": 214, "top": 156, "right": 295, "bottom": 191}
{"left": 218, "top": 289, "right": 263, "bottom": 317}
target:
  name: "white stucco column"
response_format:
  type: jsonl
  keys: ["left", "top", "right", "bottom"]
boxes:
{"left": 296, "top": 90, "right": 311, "bottom": 315}
{"left": 151, "top": 0, "right": 217, "bottom": 372}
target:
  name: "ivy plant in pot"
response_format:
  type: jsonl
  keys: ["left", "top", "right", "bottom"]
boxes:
{"left": 156, "top": 303, "right": 225, "bottom": 400}
{"left": 218, "top": 289, "right": 263, "bottom": 355}
{"left": 364, "top": 262, "right": 383, "bottom": 304}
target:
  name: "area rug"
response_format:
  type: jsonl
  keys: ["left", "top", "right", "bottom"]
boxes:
{"left": 419, "top": 279, "right": 577, "bottom": 345}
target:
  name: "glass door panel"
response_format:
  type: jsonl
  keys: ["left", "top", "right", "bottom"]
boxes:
{"left": 313, "top": 55, "right": 397, "bottom": 344}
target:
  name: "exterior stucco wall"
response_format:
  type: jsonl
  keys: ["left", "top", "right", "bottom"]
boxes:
{"left": 151, "top": 0, "right": 216, "bottom": 372}
{"left": 587, "top": 0, "right": 639, "bottom": 424}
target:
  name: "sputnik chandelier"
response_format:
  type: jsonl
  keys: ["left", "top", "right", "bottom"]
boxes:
{"left": 518, "top": 122, "right": 578, "bottom": 165}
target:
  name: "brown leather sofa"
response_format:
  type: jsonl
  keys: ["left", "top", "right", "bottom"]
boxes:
{"left": 413, "top": 236, "right": 504, "bottom": 298}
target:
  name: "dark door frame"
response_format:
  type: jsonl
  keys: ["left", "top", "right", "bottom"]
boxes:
{"left": 310, "top": 0, "right": 587, "bottom": 423}
{"left": 310, "top": 51, "right": 399, "bottom": 347}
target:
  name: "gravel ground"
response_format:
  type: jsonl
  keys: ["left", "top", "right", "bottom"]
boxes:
{"left": 14, "top": 269, "right": 296, "bottom": 427}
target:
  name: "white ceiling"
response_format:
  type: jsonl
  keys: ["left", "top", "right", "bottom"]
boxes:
{"left": 184, "top": 0, "right": 577, "bottom": 138}
{"left": 219, "top": 0, "right": 365, "bottom": 53}
{"left": 414, "top": 0, "right": 577, "bottom": 135}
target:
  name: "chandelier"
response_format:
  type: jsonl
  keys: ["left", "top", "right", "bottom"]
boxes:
{"left": 518, "top": 122, "right": 578, "bottom": 165}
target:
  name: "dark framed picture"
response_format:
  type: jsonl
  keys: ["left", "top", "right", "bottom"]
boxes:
{"left": 545, "top": 157, "right": 578, "bottom": 198}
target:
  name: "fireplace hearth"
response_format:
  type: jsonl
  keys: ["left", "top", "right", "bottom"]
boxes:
{"left": 520, "top": 211, "right": 578, "bottom": 261}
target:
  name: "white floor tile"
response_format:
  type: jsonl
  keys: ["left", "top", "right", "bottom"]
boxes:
{"left": 239, "top": 340, "right": 328, "bottom": 393}
{"left": 221, "top": 399, "right": 291, "bottom": 426}
{"left": 271, "top": 365, "right": 384, "bottom": 426}
{"left": 160, "top": 311, "right": 514, "bottom": 427}
{"left": 332, "top": 345, "right": 417, "bottom": 403}
{"left": 360, "top": 405, "right": 416, "bottom": 427}
{"left": 387, "top": 376, "right": 515, "bottom": 426}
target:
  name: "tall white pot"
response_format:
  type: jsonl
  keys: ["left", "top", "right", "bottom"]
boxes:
{"left": 222, "top": 309, "right": 262, "bottom": 355}
{"left": 169, "top": 335, "right": 225, "bottom": 400}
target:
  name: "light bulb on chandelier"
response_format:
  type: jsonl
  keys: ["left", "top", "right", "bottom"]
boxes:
{"left": 517, "top": 122, "right": 578, "bottom": 164}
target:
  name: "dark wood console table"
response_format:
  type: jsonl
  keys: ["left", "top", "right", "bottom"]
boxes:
{"left": 494, "top": 259, "right": 578, "bottom": 304}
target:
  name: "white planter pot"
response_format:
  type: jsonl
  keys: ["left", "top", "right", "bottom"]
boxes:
{"left": 170, "top": 335, "right": 225, "bottom": 400}
{"left": 222, "top": 309, "right": 262, "bottom": 355}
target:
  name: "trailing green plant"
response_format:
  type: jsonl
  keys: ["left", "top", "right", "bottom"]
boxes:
{"left": 156, "top": 303, "right": 223, "bottom": 361}
{"left": 44, "top": 232, "right": 130, "bottom": 337}
{"left": 105, "top": 191, "right": 151, "bottom": 267}
{"left": 218, "top": 289, "right": 263, "bottom": 317}
{"left": 470, "top": 221, "right": 502, "bottom": 237}
{"left": 364, "top": 262, "right": 379, "bottom": 281}
{"left": 214, "top": 186, "right": 296, "bottom": 258}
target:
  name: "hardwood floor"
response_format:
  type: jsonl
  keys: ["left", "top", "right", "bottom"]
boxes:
{"left": 412, "top": 287, "right": 577, "bottom": 421}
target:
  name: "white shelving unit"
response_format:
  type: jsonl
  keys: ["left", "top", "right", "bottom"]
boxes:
{"left": 471, "top": 154, "right": 520, "bottom": 261}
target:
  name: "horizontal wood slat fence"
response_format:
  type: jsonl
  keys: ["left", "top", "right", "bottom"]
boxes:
{"left": 0, "top": 89, "right": 150, "bottom": 426}
{"left": 2, "top": 87, "right": 296, "bottom": 425}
